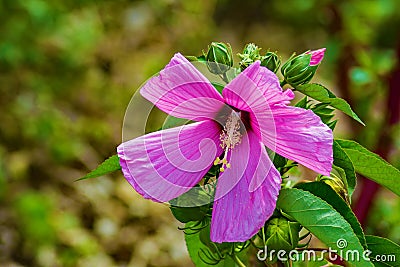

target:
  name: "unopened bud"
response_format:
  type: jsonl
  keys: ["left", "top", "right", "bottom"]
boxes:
{"left": 261, "top": 51, "right": 281, "bottom": 73}
{"left": 206, "top": 42, "right": 233, "bottom": 75}
{"left": 281, "top": 48, "right": 326, "bottom": 86}
{"left": 238, "top": 43, "right": 262, "bottom": 71}
{"left": 318, "top": 175, "right": 350, "bottom": 204}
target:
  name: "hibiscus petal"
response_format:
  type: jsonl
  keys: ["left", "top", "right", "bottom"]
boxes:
{"left": 306, "top": 48, "right": 326, "bottom": 66}
{"left": 260, "top": 105, "right": 333, "bottom": 176}
{"left": 221, "top": 61, "right": 278, "bottom": 146}
{"left": 222, "top": 61, "right": 332, "bottom": 176}
{"left": 223, "top": 61, "right": 294, "bottom": 109}
{"left": 141, "top": 53, "right": 225, "bottom": 121}
{"left": 210, "top": 130, "right": 281, "bottom": 243}
{"left": 117, "top": 120, "right": 223, "bottom": 202}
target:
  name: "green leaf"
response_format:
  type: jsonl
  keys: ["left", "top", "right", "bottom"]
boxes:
{"left": 77, "top": 155, "right": 121, "bottom": 181}
{"left": 169, "top": 187, "right": 211, "bottom": 223}
{"left": 295, "top": 96, "right": 309, "bottom": 108}
{"left": 333, "top": 140, "right": 357, "bottom": 197}
{"left": 185, "top": 222, "right": 246, "bottom": 267}
{"left": 273, "top": 153, "right": 288, "bottom": 171}
{"left": 295, "top": 182, "right": 366, "bottom": 249}
{"left": 295, "top": 83, "right": 365, "bottom": 125}
{"left": 277, "top": 188, "right": 373, "bottom": 267}
{"left": 311, "top": 103, "right": 336, "bottom": 125}
{"left": 336, "top": 139, "right": 400, "bottom": 196}
{"left": 365, "top": 235, "right": 400, "bottom": 267}
{"left": 170, "top": 205, "right": 209, "bottom": 223}
{"left": 211, "top": 82, "right": 224, "bottom": 94}
{"left": 185, "top": 55, "right": 206, "bottom": 62}
{"left": 162, "top": 115, "right": 189, "bottom": 129}
{"left": 185, "top": 223, "right": 223, "bottom": 267}
{"left": 291, "top": 258, "right": 332, "bottom": 267}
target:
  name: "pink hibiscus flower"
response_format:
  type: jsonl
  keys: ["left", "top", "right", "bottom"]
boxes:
{"left": 117, "top": 53, "right": 333, "bottom": 243}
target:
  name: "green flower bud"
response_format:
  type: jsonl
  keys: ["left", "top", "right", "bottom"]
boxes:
{"left": 281, "top": 53, "right": 315, "bottom": 86}
{"left": 281, "top": 48, "right": 326, "bottom": 86}
{"left": 261, "top": 51, "right": 281, "bottom": 73}
{"left": 265, "top": 217, "right": 301, "bottom": 251}
{"left": 206, "top": 42, "right": 233, "bottom": 75}
{"left": 238, "top": 43, "right": 262, "bottom": 70}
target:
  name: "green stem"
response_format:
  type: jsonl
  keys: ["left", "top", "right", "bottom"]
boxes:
{"left": 261, "top": 226, "right": 266, "bottom": 244}
{"left": 231, "top": 253, "right": 246, "bottom": 267}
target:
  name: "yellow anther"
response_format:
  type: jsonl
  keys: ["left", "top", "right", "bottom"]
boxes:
{"left": 222, "top": 158, "right": 228, "bottom": 164}
{"left": 226, "top": 163, "right": 231, "bottom": 168}
{"left": 220, "top": 167, "right": 225, "bottom": 172}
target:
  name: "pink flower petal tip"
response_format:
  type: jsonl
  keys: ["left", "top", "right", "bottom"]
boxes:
{"left": 307, "top": 48, "right": 326, "bottom": 66}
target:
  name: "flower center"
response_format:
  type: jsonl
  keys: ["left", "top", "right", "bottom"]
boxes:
{"left": 214, "top": 111, "right": 242, "bottom": 172}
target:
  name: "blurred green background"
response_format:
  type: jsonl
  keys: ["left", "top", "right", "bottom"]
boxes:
{"left": 1, "top": 0, "right": 399, "bottom": 266}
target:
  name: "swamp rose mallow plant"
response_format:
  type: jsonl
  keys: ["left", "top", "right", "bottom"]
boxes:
{"left": 117, "top": 53, "right": 333, "bottom": 243}
{"left": 82, "top": 43, "right": 400, "bottom": 266}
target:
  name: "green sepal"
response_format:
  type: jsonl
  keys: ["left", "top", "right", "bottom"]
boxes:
{"left": 77, "top": 155, "right": 121, "bottom": 181}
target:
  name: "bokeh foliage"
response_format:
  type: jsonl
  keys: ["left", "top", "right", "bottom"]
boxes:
{"left": 0, "top": 0, "right": 399, "bottom": 266}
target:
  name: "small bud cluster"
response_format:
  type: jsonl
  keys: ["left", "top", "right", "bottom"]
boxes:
{"left": 238, "top": 43, "right": 281, "bottom": 73}
{"left": 203, "top": 42, "right": 325, "bottom": 87}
